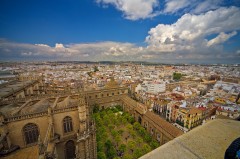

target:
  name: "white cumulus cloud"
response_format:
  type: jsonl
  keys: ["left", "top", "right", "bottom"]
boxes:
{"left": 192, "top": 0, "right": 224, "bottom": 14}
{"left": 55, "top": 43, "right": 65, "bottom": 49}
{"left": 207, "top": 31, "right": 237, "bottom": 47}
{"left": 164, "top": 0, "right": 192, "bottom": 13}
{"left": 163, "top": 0, "right": 225, "bottom": 14}
{"left": 146, "top": 7, "right": 240, "bottom": 52}
{"left": 96, "top": 0, "right": 160, "bottom": 20}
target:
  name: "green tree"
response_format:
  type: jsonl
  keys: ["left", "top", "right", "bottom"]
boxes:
{"left": 94, "top": 114, "right": 103, "bottom": 126}
{"left": 105, "top": 139, "right": 112, "bottom": 149}
{"left": 97, "top": 151, "right": 106, "bottom": 159}
{"left": 109, "top": 124, "right": 115, "bottom": 130}
{"left": 133, "top": 148, "right": 143, "bottom": 158}
{"left": 119, "top": 144, "right": 126, "bottom": 153}
{"left": 173, "top": 72, "right": 182, "bottom": 80}
{"left": 93, "top": 104, "right": 100, "bottom": 113}
{"left": 133, "top": 122, "right": 141, "bottom": 130}
{"left": 98, "top": 127, "right": 106, "bottom": 135}
{"left": 116, "top": 105, "right": 123, "bottom": 111}
{"left": 118, "top": 129, "right": 124, "bottom": 136}
{"left": 105, "top": 140, "right": 117, "bottom": 158}
{"left": 108, "top": 146, "right": 117, "bottom": 159}
{"left": 136, "top": 137, "right": 143, "bottom": 146}
{"left": 100, "top": 111, "right": 106, "bottom": 118}
{"left": 127, "top": 141, "right": 136, "bottom": 153}
{"left": 122, "top": 118, "right": 128, "bottom": 125}
{"left": 115, "top": 135, "right": 121, "bottom": 146}
{"left": 128, "top": 116, "right": 135, "bottom": 124}
{"left": 141, "top": 144, "right": 151, "bottom": 154}
{"left": 94, "top": 66, "right": 99, "bottom": 72}
{"left": 129, "top": 129, "right": 136, "bottom": 139}
{"left": 150, "top": 141, "right": 159, "bottom": 149}
{"left": 94, "top": 105, "right": 160, "bottom": 159}
{"left": 101, "top": 132, "right": 108, "bottom": 140}
{"left": 111, "top": 130, "right": 118, "bottom": 138}
{"left": 144, "top": 134, "right": 152, "bottom": 143}
{"left": 126, "top": 124, "right": 133, "bottom": 131}
{"left": 103, "top": 115, "right": 110, "bottom": 125}
{"left": 123, "top": 154, "right": 132, "bottom": 159}
{"left": 97, "top": 141, "right": 104, "bottom": 152}
{"left": 112, "top": 116, "right": 118, "bottom": 125}
{"left": 138, "top": 127, "right": 146, "bottom": 137}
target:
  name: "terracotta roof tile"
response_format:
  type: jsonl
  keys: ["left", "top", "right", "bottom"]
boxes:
{"left": 144, "top": 111, "right": 183, "bottom": 138}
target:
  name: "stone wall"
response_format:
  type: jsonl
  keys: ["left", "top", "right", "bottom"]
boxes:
{"left": 121, "top": 96, "right": 183, "bottom": 146}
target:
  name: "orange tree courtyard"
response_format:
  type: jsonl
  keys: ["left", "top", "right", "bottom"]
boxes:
{"left": 92, "top": 105, "right": 159, "bottom": 159}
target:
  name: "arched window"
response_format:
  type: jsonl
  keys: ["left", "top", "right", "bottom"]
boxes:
{"left": 65, "top": 140, "right": 76, "bottom": 159}
{"left": 144, "top": 122, "right": 148, "bottom": 129}
{"left": 157, "top": 133, "right": 161, "bottom": 142}
{"left": 151, "top": 128, "right": 154, "bottom": 135}
{"left": 138, "top": 116, "right": 142, "bottom": 124}
{"left": 23, "top": 123, "right": 39, "bottom": 145}
{"left": 63, "top": 116, "right": 73, "bottom": 133}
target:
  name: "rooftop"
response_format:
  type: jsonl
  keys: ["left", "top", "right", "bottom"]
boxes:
{"left": 105, "top": 78, "right": 119, "bottom": 88}
{"left": 144, "top": 111, "right": 183, "bottom": 138}
{"left": 0, "top": 80, "right": 37, "bottom": 98}
{"left": 140, "top": 119, "right": 240, "bottom": 159}
{"left": 2, "top": 145, "right": 38, "bottom": 159}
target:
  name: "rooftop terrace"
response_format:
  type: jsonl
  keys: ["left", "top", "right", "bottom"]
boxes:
{"left": 140, "top": 119, "right": 240, "bottom": 159}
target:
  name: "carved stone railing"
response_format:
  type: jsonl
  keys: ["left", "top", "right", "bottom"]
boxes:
{"left": 53, "top": 105, "right": 78, "bottom": 114}
{"left": 5, "top": 111, "right": 48, "bottom": 122}
{"left": 0, "top": 92, "right": 81, "bottom": 105}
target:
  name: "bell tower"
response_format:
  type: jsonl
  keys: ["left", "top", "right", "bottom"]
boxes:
{"left": 75, "top": 94, "right": 97, "bottom": 159}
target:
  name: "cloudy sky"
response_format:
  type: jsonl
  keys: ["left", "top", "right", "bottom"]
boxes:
{"left": 0, "top": 0, "right": 240, "bottom": 63}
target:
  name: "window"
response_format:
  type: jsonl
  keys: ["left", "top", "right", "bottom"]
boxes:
{"left": 151, "top": 128, "right": 154, "bottom": 135}
{"left": 95, "top": 95, "right": 98, "bottom": 98}
{"left": 63, "top": 116, "right": 73, "bottom": 133}
{"left": 144, "top": 122, "right": 148, "bottom": 129}
{"left": 23, "top": 123, "right": 39, "bottom": 145}
{"left": 112, "top": 93, "right": 114, "bottom": 95}
{"left": 157, "top": 133, "right": 161, "bottom": 141}
{"left": 65, "top": 140, "right": 76, "bottom": 159}
{"left": 138, "top": 116, "right": 142, "bottom": 124}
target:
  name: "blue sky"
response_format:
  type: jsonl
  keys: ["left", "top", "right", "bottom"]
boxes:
{"left": 0, "top": 0, "right": 240, "bottom": 63}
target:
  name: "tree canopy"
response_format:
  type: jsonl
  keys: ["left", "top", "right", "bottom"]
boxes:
{"left": 173, "top": 72, "right": 183, "bottom": 80}
{"left": 93, "top": 106, "right": 159, "bottom": 159}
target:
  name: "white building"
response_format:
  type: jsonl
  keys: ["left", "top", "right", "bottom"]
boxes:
{"left": 147, "top": 82, "right": 166, "bottom": 94}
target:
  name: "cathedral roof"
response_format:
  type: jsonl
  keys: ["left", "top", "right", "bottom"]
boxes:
{"left": 105, "top": 78, "right": 119, "bottom": 88}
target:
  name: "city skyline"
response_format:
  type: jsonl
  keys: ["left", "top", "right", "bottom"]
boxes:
{"left": 0, "top": 0, "right": 240, "bottom": 63}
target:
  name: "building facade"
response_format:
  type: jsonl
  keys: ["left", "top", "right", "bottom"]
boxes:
{"left": 0, "top": 79, "right": 183, "bottom": 159}
{"left": 0, "top": 94, "right": 97, "bottom": 159}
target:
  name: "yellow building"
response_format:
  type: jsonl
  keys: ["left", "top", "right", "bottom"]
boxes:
{"left": 214, "top": 97, "right": 226, "bottom": 104}
{"left": 176, "top": 107, "right": 202, "bottom": 130}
